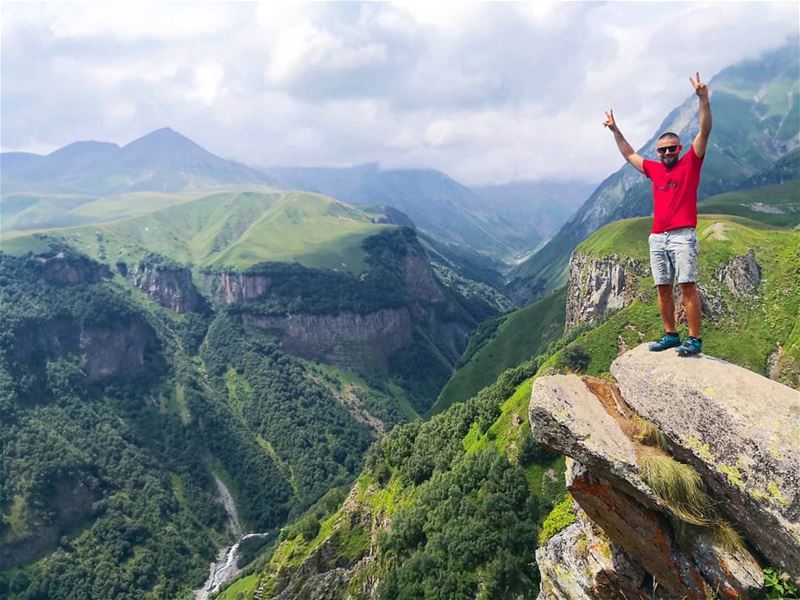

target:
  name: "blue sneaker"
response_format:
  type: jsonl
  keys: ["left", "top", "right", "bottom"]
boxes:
{"left": 649, "top": 332, "right": 681, "bottom": 351}
{"left": 676, "top": 336, "right": 703, "bottom": 356}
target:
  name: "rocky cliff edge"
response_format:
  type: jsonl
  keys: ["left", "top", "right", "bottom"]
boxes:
{"left": 530, "top": 343, "right": 799, "bottom": 599}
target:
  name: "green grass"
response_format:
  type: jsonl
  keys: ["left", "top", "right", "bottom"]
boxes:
{"left": 547, "top": 215, "right": 800, "bottom": 383}
{"left": 698, "top": 181, "right": 800, "bottom": 228}
{"left": 538, "top": 494, "right": 576, "bottom": 545}
{"left": 216, "top": 573, "right": 260, "bottom": 600}
{"left": 1, "top": 191, "right": 394, "bottom": 275}
{"left": 301, "top": 360, "right": 420, "bottom": 422}
{"left": 431, "top": 287, "right": 566, "bottom": 416}
{"left": 639, "top": 455, "right": 715, "bottom": 526}
{"left": 576, "top": 217, "right": 653, "bottom": 261}
{"left": 209, "top": 192, "right": 392, "bottom": 272}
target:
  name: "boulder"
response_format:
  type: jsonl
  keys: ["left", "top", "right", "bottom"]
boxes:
{"left": 529, "top": 371, "right": 767, "bottom": 598}
{"left": 611, "top": 344, "right": 800, "bottom": 576}
{"left": 716, "top": 250, "right": 761, "bottom": 298}
{"left": 528, "top": 375, "right": 661, "bottom": 508}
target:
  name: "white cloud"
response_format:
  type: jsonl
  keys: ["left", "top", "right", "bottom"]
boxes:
{"left": 1, "top": 1, "right": 798, "bottom": 185}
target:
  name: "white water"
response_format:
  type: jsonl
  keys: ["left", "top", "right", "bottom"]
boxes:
{"left": 195, "top": 476, "right": 273, "bottom": 599}
{"left": 196, "top": 533, "right": 273, "bottom": 599}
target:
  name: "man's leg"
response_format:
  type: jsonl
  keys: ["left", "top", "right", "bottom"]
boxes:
{"left": 672, "top": 227, "right": 703, "bottom": 355}
{"left": 657, "top": 284, "right": 676, "bottom": 332}
{"left": 648, "top": 232, "right": 682, "bottom": 351}
{"left": 679, "top": 282, "right": 701, "bottom": 338}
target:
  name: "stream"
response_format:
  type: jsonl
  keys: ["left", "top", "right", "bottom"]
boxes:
{"left": 195, "top": 475, "right": 274, "bottom": 599}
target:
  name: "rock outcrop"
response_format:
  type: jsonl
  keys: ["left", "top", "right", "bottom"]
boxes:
{"left": 129, "top": 262, "right": 205, "bottom": 313}
{"left": 530, "top": 344, "right": 800, "bottom": 598}
{"left": 536, "top": 491, "right": 650, "bottom": 599}
{"left": 565, "top": 253, "right": 646, "bottom": 332}
{"left": 13, "top": 316, "right": 157, "bottom": 383}
{"left": 716, "top": 250, "right": 761, "bottom": 299}
{"left": 611, "top": 345, "right": 800, "bottom": 577}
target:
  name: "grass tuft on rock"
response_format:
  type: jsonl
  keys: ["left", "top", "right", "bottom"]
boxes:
{"left": 712, "top": 519, "right": 746, "bottom": 553}
{"left": 631, "top": 415, "right": 668, "bottom": 451}
{"left": 639, "top": 455, "right": 716, "bottom": 526}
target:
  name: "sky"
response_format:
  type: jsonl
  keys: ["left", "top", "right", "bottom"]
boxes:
{"left": 2, "top": 1, "right": 798, "bottom": 186}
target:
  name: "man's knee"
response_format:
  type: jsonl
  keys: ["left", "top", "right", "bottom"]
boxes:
{"left": 679, "top": 282, "right": 700, "bottom": 300}
{"left": 657, "top": 284, "right": 674, "bottom": 298}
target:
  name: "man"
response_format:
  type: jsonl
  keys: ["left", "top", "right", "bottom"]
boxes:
{"left": 603, "top": 72, "right": 712, "bottom": 356}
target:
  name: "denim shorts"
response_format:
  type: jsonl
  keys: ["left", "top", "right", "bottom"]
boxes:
{"left": 648, "top": 226, "right": 698, "bottom": 286}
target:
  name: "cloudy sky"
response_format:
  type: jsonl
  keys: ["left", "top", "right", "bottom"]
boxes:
{"left": 2, "top": 1, "right": 798, "bottom": 185}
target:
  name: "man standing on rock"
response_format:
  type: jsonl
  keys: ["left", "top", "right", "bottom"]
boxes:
{"left": 603, "top": 72, "right": 712, "bottom": 356}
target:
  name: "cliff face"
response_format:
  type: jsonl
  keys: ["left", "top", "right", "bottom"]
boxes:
{"left": 201, "top": 271, "right": 272, "bottom": 304}
{"left": 530, "top": 344, "right": 799, "bottom": 599}
{"left": 565, "top": 253, "right": 646, "bottom": 332}
{"left": 200, "top": 229, "right": 467, "bottom": 379}
{"left": 130, "top": 263, "right": 205, "bottom": 313}
{"left": 244, "top": 309, "right": 413, "bottom": 374}
{"left": 11, "top": 255, "right": 157, "bottom": 384}
{"left": 13, "top": 316, "right": 157, "bottom": 383}
{"left": 34, "top": 251, "right": 112, "bottom": 284}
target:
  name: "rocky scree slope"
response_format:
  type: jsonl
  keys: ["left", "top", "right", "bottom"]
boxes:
{"left": 530, "top": 344, "right": 799, "bottom": 599}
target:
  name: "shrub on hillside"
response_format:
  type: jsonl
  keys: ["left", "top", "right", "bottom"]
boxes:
{"left": 561, "top": 345, "right": 590, "bottom": 373}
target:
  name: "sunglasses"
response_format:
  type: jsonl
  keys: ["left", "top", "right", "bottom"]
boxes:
{"left": 656, "top": 145, "right": 680, "bottom": 155}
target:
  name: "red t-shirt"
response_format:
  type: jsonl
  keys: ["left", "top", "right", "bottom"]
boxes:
{"left": 642, "top": 145, "right": 704, "bottom": 233}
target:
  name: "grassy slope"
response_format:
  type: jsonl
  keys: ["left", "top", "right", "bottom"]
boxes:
{"left": 697, "top": 180, "right": 800, "bottom": 228}
{"left": 1, "top": 191, "right": 394, "bottom": 275}
{"left": 0, "top": 190, "right": 213, "bottom": 231}
{"left": 430, "top": 287, "right": 566, "bottom": 416}
{"left": 561, "top": 215, "right": 800, "bottom": 381}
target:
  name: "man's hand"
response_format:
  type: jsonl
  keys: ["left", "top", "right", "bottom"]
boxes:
{"left": 603, "top": 109, "right": 644, "bottom": 174}
{"left": 603, "top": 109, "right": 617, "bottom": 131}
{"left": 690, "top": 72, "right": 709, "bottom": 100}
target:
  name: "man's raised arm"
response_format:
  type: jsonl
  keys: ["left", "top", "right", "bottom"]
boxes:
{"left": 603, "top": 109, "right": 645, "bottom": 174}
{"left": 690, "top": 72, "right": 712, "bottom": 159}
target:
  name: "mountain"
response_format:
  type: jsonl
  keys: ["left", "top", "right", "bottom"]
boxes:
{"left": 507, "top": 40, "right": 800, "bottom": 303}
{"left": 266, "top": 164, "right": 594, "bottom": 262}
{"left": 0, "top": 128, "right": 274, "bottom": 195}
{"left": 266, "top": 163, "right": 523, "bottom": 259}
{"left": 698, "top": 180, "right": 800, "bottom": 228}
{"left": 471, "top": 179, "right": 595, "bottom": 248}
{"left": 0, "top": 192, "right": 508, "bottom": 597}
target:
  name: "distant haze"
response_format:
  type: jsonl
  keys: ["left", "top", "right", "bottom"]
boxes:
{"left": 2, "top": 2, "right": 798, "bottom": 185}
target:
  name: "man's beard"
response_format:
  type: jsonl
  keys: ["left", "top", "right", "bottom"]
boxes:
{"left": 661, "top": 156, "right": 678, "bottom": 168}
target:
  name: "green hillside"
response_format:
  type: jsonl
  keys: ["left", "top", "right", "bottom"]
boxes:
{"left": 228, "top": 212, "right": 799, "bottom": 599}
{"left": 0, "top": 191, "right": 209, "bottom": 231}
{"left": 430, "top": 287, "right": 566, "bottom": 416}
{"left": 2, "top": 191, "right": 394, "bottom": 275}
{"left": 0, "top": 249, "right": 421, "bottom": 598}
{"left": 698, "top": 180, "right": 800, "bottom": 228}
{"left": 569, "top": 215, "right": 800, "bottom": 382}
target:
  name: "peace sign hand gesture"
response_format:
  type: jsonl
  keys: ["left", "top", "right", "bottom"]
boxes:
{"left": 690, "top": 72, "right": 709, "bottom": 100}
{"left": 603, "top": 109, "right": 617, "bottom": 131}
